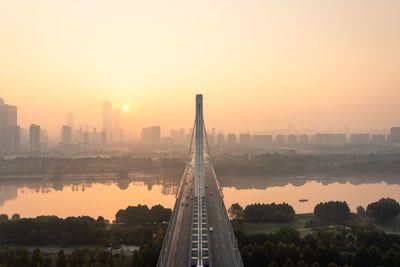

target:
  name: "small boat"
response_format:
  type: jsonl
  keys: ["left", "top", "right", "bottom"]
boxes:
{"left": 299, "top": 199, "right": 309, "bottom": 203}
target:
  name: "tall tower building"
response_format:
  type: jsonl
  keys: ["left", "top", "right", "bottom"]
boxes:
{"left": 29, "top": 124, "right": 41, "bottom": 153}
{"left": 0, "top": 98, "right": 18, "bottom": 154}
{"left": 62, "top": 125, "right": 72, "bottom": 144}
{"left": 102, "top": 101, "right": 112, "bottom": 142}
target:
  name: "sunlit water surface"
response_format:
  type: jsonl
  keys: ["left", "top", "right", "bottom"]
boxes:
{"left": 1, "top": 178, "right": 399, "bottom": 220}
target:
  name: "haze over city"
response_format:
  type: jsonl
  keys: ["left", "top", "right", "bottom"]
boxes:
{"left": 1, "top": 0, "right": 400, "bottom": 136}
{"left": 1, "top": 2, "right": 400, "bottom": 267}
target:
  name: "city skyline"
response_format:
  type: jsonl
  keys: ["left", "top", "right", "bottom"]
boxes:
{"left": 1, "top": 1, "right": 400, "bottom": 135}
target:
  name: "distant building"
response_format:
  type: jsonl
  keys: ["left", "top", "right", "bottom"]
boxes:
{"left": 216, "top": 133, "right": 225, "bottom": 146}
{"left": 315, "top": 133, "right": 346, "bottom": 146}
{"left": 371, "top": 134, "right": 386, "bottom": 145}
{"left": 171, "top": 128, "right": 185, "bottom": 145}
{"left": 300, "top": 134, "right": 309, "bottom": 145}
{"left": 11, "top": 125, "right": 20, "bottom": 153}
{"left": 102, "top": 101, "right": 113, "bottom": 140}
{"left": 275, "top": 135, "right": 285, "bottom": 145}
{"left": 350, "top": 133, "right": 370, "bottom": 145}
{"left": 141, "top": 126, "right": 161, "bottom": 144}
{"left": 161, "top": 137, "right": 173, "bottom": 145}
{"left": 0, "top": 98, "right": 18, "bottom": 153}
{"left": 252, "top": 135, "right": 273, "bottom": 148}
{"left": 239, "top": 133, "right": 251, "bottom": 147}
{"left": 62, "top": 125, "right": 72, "bottom": 145}
{"left": 83, "top": 132, "right": 90, "bottom": 145}
{"left": 388, "top": 127, "right": 400, "bottom": 144}
{"left": 29, "top": 124, "right": 41, "bottom": 153}
{"left": 226, "top": 133, "right": 237, "bottom": 146}
{"left": 288, "top": 135, "right": 297, "bottom": 145}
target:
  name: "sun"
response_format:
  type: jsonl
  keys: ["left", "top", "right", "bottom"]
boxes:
{"left": 122, "top": 105, "right": 129, "bottom": 112}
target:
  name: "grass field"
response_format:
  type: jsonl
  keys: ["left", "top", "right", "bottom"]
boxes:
{"left": 232, "top": 214, "right": 400, "bottom": 236}
{"left": 232, "top": 215, "right": 313, "bottom": 236}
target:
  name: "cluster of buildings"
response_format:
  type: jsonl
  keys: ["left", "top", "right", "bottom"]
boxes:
{"left": 2, "top": 96, "right": 400, "bottom": 156}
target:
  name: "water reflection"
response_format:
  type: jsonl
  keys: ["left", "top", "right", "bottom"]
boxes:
{"left": 0, "top": 174, "right": 399, "bottom": 220}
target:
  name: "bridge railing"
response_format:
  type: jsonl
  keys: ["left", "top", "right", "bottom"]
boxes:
{"left": 156, "top": 163, "right": 190, "bottom": 267}
{"left": 209, "top": 162, "right": 244, "bottom": 267}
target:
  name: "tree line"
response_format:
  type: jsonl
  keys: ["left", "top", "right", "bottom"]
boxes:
{"left": 236, "top": 225, "right": 400, "bottom": 267}
{"left": 228, "top": 197, "right": 400, "bottom": 224}
{"left": 0, "top": 205, "right": 171, "bottom": 246}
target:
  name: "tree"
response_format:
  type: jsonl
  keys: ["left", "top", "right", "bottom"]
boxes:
{"left": 141, "top": 244, "right": 157, "bottom": 267}
{"left": 356, "top": 206, "right": 366, "bottom": 217}
{"left": 267, "top": 262, "right": 279, "bottom": 267}
{"left": 11, "top": 213, "right": 20, "bottom": 221}
{"left": 314, "top": 201, "right": 351, "bottom": 222}
{"left": 30, "top": 248, "right": 43, "bottom": 267}
{"left": 296, "top": 260, "right": 309, "bottom": 267}
{"left": 302, "top": 245, "right": 315, "bottom": 264}
{"left": 0, "top": 214, "right": 8, "bottom": 223}
{"left": 131, "top": 250, "right": 142, "bottom": 267}
{"left": 366, "top": 198, "right": 400, "bottom": 221}
{"left": 283, "top": 259, "right": 296, "bottom": 267}
{"left": 228, "top": 203, "right": 244, "bottom": 220}
{"left": 268, "top": 261, "right": 279, "bottom": 267}
{"left": 56, "top": 250, "right": 67, "bottom": 267}
{"left": 243, "top": 203, "right": 295, "bottom": 222}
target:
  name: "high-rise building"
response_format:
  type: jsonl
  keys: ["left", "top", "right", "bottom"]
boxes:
{"left": 216, "top": 133, "right": 225, "bottom": 146}
{"left": 252, "top": 135, "right": 273, "bottom": 148}
{"left": 11, "top": 125, "right": 20, "bottom": 153}
{"left": 239, "top": 133, "right": 251, "bottom": 146}
{"left": 371, "top": 134, "right": 386, "bottom": 145}
{"left": 388, "top": 127, "right": 400, "bottom": 144}
{"left": 62, "top": 125, "right": 72, "bottom": 144}
{"left": 300, "top": 134, "right": 309, "bottom": 145}
{"left": 288, "top": 135, "right": 297, "bottom": 145}
{"left": 226, "top": 133, "right": 237, "bottom": 146}
{"left": 102, "top": 101, "right": 113, "bottom": 140}
{"left": 29, "top": 124, "right": 41, "bottom": 153}
{"left": 171, "top": 128, "right": 185, "bottom": 145}
{"left": 66, "top": 113, "right": 74, "bottom": 142}
{"left": 350, "top": 133, "right": 370, "bottom": 145}
{"left": 0, "top": 98, "right": 18, "bottom": 154}
{"left": 275, "top": 135, "right": 285, "bottom": 145}
{"left": 141, "top": 126, "right": 161, "bottom": 144}
{"left": 315, "top": 133, "right": 346, "bottom": 146}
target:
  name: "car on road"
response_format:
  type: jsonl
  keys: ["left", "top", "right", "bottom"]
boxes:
{"left": 209, "top": 226, "right": 214, "bottom": 232}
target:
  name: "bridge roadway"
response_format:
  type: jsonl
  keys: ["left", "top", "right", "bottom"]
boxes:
{"left": 157, "top": 157, "right": 244, "bottom": 267}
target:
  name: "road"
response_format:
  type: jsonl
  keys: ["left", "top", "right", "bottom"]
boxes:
{"left": 158, "top": 159, "right": 195, "bottom": 267}
{"left": 157, "top": 158, "right": 243, "bottom": 267}
{"left": 204, "top": 160, "right": 243, "bottom": 267}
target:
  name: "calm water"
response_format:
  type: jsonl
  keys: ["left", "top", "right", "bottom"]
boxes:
{"left": 1, "top": 176, "right": 399, "bottom": 220}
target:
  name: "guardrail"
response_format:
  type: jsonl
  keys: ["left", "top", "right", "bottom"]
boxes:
{"left": 209, "top": 162, "right": 244, "bottom": 267}
{"left": 156, "top": 163, "right": 190, "bottom": 267}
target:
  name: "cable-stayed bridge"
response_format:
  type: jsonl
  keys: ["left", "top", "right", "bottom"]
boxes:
{"left": 157, "top": 94, "right": 244, "bottom": 267}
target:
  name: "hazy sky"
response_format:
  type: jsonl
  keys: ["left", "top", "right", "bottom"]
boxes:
{"left": 1, "top": 0, "right": 399, "bottom": 136}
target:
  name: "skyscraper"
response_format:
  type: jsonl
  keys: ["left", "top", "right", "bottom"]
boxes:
{"left": 141, "top": 126, "right": 161, "bottom": 144}
{"left": 62, "top": 125, "right": 72, "bottom": 144}
{"left": 29, "top": 124, "right": 41, "bottom": 153}
{"left": 0, "top": 98, "right": 18, "bottom": 154}
{"left": 102, "top": 101, "right": 112, "bottom": 141}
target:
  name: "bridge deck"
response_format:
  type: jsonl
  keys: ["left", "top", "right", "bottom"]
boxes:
{"left": 157, "top": 159, "right": 243, "bottom": 267}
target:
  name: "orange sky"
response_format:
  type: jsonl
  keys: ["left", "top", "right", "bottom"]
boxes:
{"left": 1, "top": 1, "right": 399, "bottom": 136}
